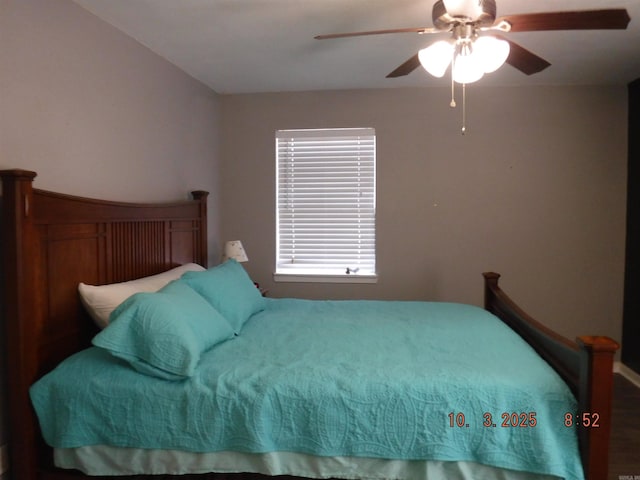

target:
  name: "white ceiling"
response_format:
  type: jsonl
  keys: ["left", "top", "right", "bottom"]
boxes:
{"left": 73, "top": 0, "right": 640, "bottom": 94}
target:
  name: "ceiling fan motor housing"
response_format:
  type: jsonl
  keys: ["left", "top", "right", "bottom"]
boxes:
{"left": 432, "top": 0, "right": 497, "bottom": 30}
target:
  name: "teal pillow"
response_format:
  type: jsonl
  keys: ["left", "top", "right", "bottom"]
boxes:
{"left": 92, "top": 280, "right": 235, "bottom": 380}
{"left": 182, "top": 259, "right": 265, "bottom": 333}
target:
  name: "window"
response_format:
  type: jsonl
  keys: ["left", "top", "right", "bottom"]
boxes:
{"left": 275, "top": 128, "right": 376, "bottom": 283}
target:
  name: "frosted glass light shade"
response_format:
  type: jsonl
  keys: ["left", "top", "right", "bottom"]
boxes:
{"left": 443, "top": 0, "right": 482, "bottom": 19}
{"left": 418, "top": 40, "right": 454, "bottom": 78}
{"left": 474, "top": 35, "right": 510, "bottom": 73}
{"left": 453, "top": 52, "right": 484, "bottom": 84}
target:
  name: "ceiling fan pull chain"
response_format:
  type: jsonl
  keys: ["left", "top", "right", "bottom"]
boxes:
{"left": 450, "top": 53, "right": 457, "bottom": 108}
{"left": 461, "top": 82, "right": 467, "bottom": 135}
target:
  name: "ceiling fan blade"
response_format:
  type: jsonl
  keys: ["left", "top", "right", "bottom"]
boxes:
{"left": 315, "top": 27, "right": 438, "bottom": 40}
{"left": 386, "top": 54, "right": 421, "bottom": 78}
{"left": 496, "top": 35, "right": 551, "bottom": 75}
{"left": 497, "top": 9, "right": 630, "bottom": 33}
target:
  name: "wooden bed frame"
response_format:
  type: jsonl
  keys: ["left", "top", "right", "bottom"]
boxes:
{"left": 1, "top": 169, "right": 619, "bottom": 480}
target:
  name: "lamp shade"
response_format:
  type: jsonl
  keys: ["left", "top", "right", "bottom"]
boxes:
{"left": 222, "top": 240, "right": 248, "bottom": 262}
{"left": 418, "top": 40, "right": 454, "bottom": 78}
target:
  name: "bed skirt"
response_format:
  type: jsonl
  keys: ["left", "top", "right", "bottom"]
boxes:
{"left": 56, "top": 446, "right": 562, "bottom": 480}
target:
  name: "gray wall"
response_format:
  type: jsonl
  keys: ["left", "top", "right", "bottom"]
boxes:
{"left": 219, "top": 86, "right": 627, "bottom": 344}
{"left": 0, "top": 0, "right": 222, "bottom": 476}
{"left": 0, "top": 0, "right": 222, "bottom": 217}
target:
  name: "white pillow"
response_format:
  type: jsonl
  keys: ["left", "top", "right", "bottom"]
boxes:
{"left": 78, "top": 263, "right": 206, "bottom": 329}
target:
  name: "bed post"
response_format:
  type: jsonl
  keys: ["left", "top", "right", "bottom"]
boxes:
{"left": 191, "top": 190, "right": 209, "bottom": 267}
{"left": 576, "top": 336, "right": 618, "bottom": 480}
{"left": 1, "top": 169, "right": 40, "bottom": 480}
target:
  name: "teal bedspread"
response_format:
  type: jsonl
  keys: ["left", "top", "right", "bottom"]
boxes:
{"left": 31, "top": 299, "right": 584, "bottom": 480}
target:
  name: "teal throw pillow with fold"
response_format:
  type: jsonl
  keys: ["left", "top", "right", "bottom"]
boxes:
{"left": 182, "top": 259, "right": 265, "bottom": 334}
{"left": 92, "top": 279, "right": 235, "bottom": 380}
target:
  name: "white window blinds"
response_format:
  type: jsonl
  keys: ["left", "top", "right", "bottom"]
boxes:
{"left": 276, "top": 128, "right": 376, "bottom": 277}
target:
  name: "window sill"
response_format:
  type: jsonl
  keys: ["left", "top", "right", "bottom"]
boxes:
{"left": 273, "top": 273, "right": 378, "bottom": 284}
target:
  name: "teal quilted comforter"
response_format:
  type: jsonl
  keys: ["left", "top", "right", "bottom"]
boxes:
{"left": 31, "top": 299, "right": 584, "bottom": 480}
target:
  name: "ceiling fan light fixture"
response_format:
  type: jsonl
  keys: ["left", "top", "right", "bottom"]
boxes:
{"left": 314, "top": 2, "right": 631, "bottom": 132}
{"left": 418, "top": 40, "right": 454, "bottom": 78}
{"left": 474, "top": 35, "right": 510, "bottom": 73}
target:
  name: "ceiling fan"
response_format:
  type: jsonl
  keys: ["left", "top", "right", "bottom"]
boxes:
{"left": 315, "top": 0, "right": 631, "bottom": 83}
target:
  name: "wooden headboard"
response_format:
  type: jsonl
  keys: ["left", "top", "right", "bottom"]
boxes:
{"left": 1, "top": 169, "right": 209, "bottom": 480}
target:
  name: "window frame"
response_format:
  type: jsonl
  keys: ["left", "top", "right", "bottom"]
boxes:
{"left": 274, "top": 127, "right": 377, "bottom": 284}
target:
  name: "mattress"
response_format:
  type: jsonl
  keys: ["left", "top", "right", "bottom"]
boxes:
{"left": 31, "top": 299, "right": 584, "bottom": 479}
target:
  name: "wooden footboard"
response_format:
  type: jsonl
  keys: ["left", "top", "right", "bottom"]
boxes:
{"left": 483, "top": 272, "right": 618, "bottom": 480}
{"left": 0, "top": 169, "right": 619, "bottom": 480}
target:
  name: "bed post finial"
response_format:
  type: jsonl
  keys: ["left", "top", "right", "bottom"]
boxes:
{"left": 191, "top": 190, "right": 209, "bottom": 201}
{"left": 483, "top": 272, "right": 501, "bottom": 311}
{"left": 483, "top": 271, "right": 501, "bottom": 284}
{"left": 0, "top": 168, "right": 37, "bottom": 180}
{"left": 0, "top": 170, "right": 37, "bottom": 217}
